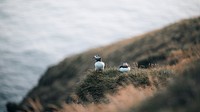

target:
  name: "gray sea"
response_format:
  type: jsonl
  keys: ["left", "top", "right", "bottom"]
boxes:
{"left": 0, "top": 0, "right": 200, "bottom": 111}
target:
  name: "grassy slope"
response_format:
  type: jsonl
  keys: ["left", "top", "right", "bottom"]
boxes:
{"left": 7, "top": 16, "right": 200, "bottom": 111}
{"left": 130, "top": 59, "right": 200, "bottom": 112}
{"left": 74, "top": 67, "right": 174, "bottom": 104}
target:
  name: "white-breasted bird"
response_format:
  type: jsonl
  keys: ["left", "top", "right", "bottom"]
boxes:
{"left": 94, "top": 55, "right": 105, "bottom": 72}
{"left": 119, "top": 62, "right": 131, "bottom": 72}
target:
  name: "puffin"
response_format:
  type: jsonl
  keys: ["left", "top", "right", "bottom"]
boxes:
{"left": 119, "top": 62, "right": 131, "bottom": 72}
{"left": 94, "top": 55, "right": 105, "bottom": 72}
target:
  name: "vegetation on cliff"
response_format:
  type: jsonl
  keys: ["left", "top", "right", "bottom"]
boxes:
{"left": 6, "top": 16, "right": 200, "bottom": 112}
{"left": 74, "top": 67, "right": 173, "bottom": 103}
{"left": 130, "top": 59, "right": 200, "bottom": 112}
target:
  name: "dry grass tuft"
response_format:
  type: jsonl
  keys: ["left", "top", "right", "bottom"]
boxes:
{"left": 61, "top": 85, "right": 154, "bottom": 112}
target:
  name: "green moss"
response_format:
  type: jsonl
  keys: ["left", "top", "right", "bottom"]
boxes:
{"left": 76, "top": 68, "right": 120, "bottom": 103}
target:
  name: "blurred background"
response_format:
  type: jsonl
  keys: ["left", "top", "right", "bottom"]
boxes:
{"left": 0, "top": 0, "right": 200, "bottom": 111}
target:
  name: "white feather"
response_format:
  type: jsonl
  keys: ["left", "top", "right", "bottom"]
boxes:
{"left": 95, "top": 62, "right": 105, "bottom": 71}
{"left": 119, "top": 67, "right": 130, "bottom": 72}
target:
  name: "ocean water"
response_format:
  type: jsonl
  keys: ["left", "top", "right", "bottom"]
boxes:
{"left": 0, "top": 0, "right": 200, "bottom": 111}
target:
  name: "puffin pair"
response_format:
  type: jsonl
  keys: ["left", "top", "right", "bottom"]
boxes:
{"left": 94, "top": 55, "right": 130, "bottom": 73}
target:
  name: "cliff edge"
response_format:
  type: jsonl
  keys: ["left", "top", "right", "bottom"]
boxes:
{"left": 7, "top": 16, "right": 200, "bottom": 111}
